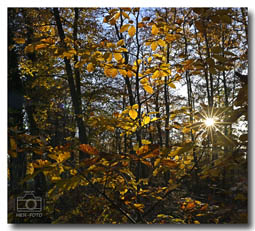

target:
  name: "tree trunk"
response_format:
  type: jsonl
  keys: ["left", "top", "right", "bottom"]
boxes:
{"left": 8, "top": 9, "right": 26, "bottom": 196}
{"left": 53, "top": 8, "right": 88, "bottom": 148}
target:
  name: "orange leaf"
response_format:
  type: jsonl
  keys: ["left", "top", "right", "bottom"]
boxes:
{"left": 128, "top": 26, "right": 136, "bottom": 37}
{"left": 80, "top": 144, "right": 99, "bottom": 155}
{"left": 186, "top": 202, "right": 196, "bottom": 210}
{"left": 87, "top": 63, "right": 94, "bottom": 72}
{"left": 161, "top": 159, "right": 178, "bottom": 168}
{"left": 200, "top": 204, "right": 208, "bottom": 211}
{"left": 136, "top": 145, "right": 149, "bottom": 156}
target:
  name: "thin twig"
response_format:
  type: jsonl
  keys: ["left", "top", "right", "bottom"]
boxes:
{"left": 66, "top": 160, "right": 136, "bottom": 224}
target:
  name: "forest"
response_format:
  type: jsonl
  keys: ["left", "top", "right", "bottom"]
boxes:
{"left": 8, "top": 7, "right": 248, "bottom": 224}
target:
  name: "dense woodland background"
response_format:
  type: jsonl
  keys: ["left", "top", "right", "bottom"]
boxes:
{"left": 8, "top": 7, "right": 248, "bottom": 224}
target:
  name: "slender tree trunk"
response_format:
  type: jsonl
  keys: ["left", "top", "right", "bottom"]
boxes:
{"left": 194, "top": 28, "right": 211, "bottom": 106}
{"left": 8, "top": 9, "right": 27, "bottom": 199}
{"left": 155, "top": 88, "right": 163, "bottom": 146}
{"left": 164, "top": 44, "right": 170, "bottom": 148}
{"left": 53, "top": 8, "right": 88, "bottom": 148}
{"left": 183, "top": 20, "right": 199, "bottom": 191}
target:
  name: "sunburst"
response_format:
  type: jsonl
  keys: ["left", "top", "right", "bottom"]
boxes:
{"left": 188, "top": 106, "right": 233, "bottom": 145}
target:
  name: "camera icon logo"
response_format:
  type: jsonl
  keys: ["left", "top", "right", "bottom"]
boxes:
{"left": 16, "top": 191, "right": 42, "bottom": 213}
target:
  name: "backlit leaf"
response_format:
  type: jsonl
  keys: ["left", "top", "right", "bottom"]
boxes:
{"left": 35, "top": 44, "right": 48, "bottom": 50}
{"left": 119, "top": 69, "right": 127, "bottom": 76}
{"left": 154, "top": 158, "right": 161, "bottom": 167}
{"left": 132, "top": 104, "right": 139, "bottom": 110}
{"left": 143, "top": 116, "right": 150, "bottom": 125}
{"left": 152, "top": 70, "right": 160, "bottom": 79}
{"left": 151, "top": 24, "right": 159, "bottom": 35}
{"left": 136, "top": 145, "right": 149, "bottom": 155}
{"left": 143, "top": 84, "right": 154, "bottom": 94}
{"left": 87, "top": 63, "right": 94, "bottom": 72}
{"left": 134, "top": 203, "right": 144, "bottom": 212}
{"left": 168, "top": 82, "right": 176, "bottom": 88}
{"left": 129, "top": 109, "right": 138, "bottom": 120}
{"left": 14, "top": 38, "right": 26, "bottom": 44}
{"left": 151, "top": 41, "right": 158, "bottom": 51}
{"left": 122, "top": 12, "right": 129, "bottom": 19}
{"left": 186, "top": 202, "right": 196, "bottom": 210}
{"left": 114, "top": 53, "right": 123, "bottom": 61}
{"left": 120, "top": 24, "right": 130, "bottom": 33}
{"left": 128, "top": 26, "right": 136, "bottom": 37}
{"left": 158, "top": 39, "right": 166, "bottom": 47}
{"left": 117, "top": 39, "right": 124, "bottom": 46}
{"left": 141, "top": 139, "right": 151, "bottom": 145}
{"left": 127, "top": 70, "right": 133, "bottom": 78}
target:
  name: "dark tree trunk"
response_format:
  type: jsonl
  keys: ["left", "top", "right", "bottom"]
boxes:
{"left": 53, "top": 8, "right": 88, "bottom": 148}
{"left": 8, "top": 9, "right": 26, "bottom": 196}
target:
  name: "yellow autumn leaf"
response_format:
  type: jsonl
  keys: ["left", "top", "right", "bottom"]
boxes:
{"left": 114, "top": 53, "right": 122, "bottom": 61}
{"left": 68, "top": 49, "right": 77, "bottom": 55}
{"left": 114, "top": 12, "right": 120, "bottom": 20}
{"left": 142, "top": 139, "right": 151, "bottom": 145}
{"left": 119, "top": 69, "right": 127, "bottom": 76}
{"left": 70, "top": 169, "right": 77, "bottom": 175}
{"left": 143, "top": 116, "right": 150, "bottom": 125}
{"left": 143, "top": 84, "right": 154, "bottom": 94}
{"left": 128, "top": 26, "right": 136, "bottom": 37}
{"left": 63, "top": 51, "right": 73, "bottom": 59}
{"left": 154, "top": 158, "right": 161, "bottom": 167}
{"left": 158, "top": 39, "right": 166, "bottom": 47}
{"left": 117, "top": 39, "right": 124, "bottom": 46}
{"left": 132, "top": 104, "right": 139, "bottom": 110}
{"left": 111, "top": 68, "right": 118, "bottom": 77}
{"left": 24, "top": 44, "right": 34, "bottom": 53}
{"left": 129, "top": 109, "right": 138, "bottom": 120}
{"left": 182, "top": 127, "right": 191, "bottom": 133}
{"left": 140, "top": 77, "right": 148, "bottom": 84}
{"left": 151, "top": 41, "right": 158, "bottom": 51}
{"left": 122, "top": 11, "right": 129, "bottom": 19}
{"left": 120, "top": 24, "right": 130, "bottom": 33}
{"left": 134, "top": 203, "right": 144, "bottom": 210}
{"left": 179, "top": 164, "right": 185, "bottom": 169}
{"left": 151, "top": 24, "right": 159, "bottom": 35}
{"left": 168, "top": 82, "right": 176, "bottom": 88}
{"left": 152, "top": 70, "right": 160, "bottom": 79}
{"left": 184, "top": 160, "right": 191, "bottom": 165}
{"left": 107, "top": 53, "right": 113, "bottom": 62}
{"left": 104, "top": 66, "right": 112, "bottom": 77}
{"left": 35, "top": 44, "right": 48, "bottom": 50}
{"left": 14, "top": 38, "right": 26, "bottom": 44}
{"left": 147, "top": 57, "right": 153, "bottom": 63}
{"left": 87, "top": 63, "right": 94, "bottom": 72}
